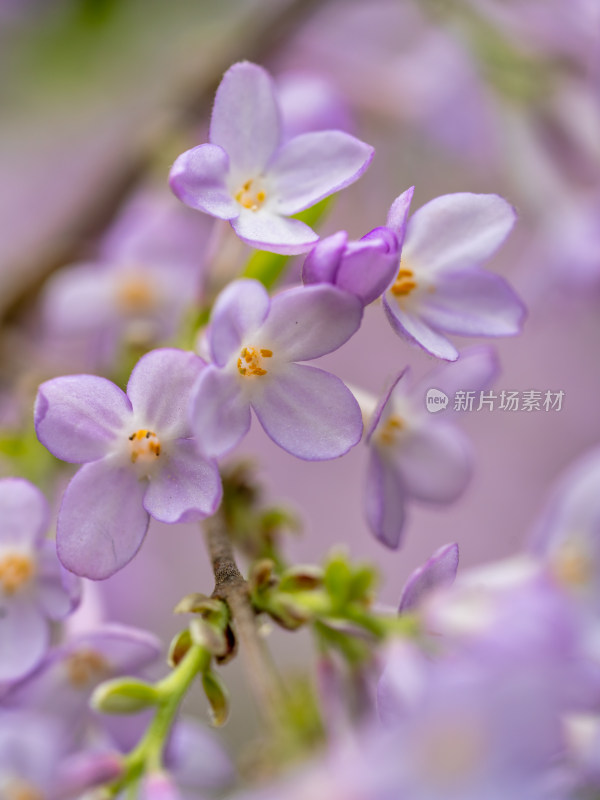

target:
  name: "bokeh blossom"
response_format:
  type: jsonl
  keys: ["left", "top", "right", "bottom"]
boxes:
{"left": 0, "top": 478, "right": 80, "bottom": 683}
{"left": 34, "top": 349, "right": 222, "bottom": 579}
{"left": 362, "top": 347, "right": 498, "bottom": 548}
{"left": 170, "top": 61, "right": 374, "bottom": 254}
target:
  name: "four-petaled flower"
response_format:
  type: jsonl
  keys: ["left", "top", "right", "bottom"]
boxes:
{"left": 364, "top": 347, "right": 498, "bottom": 548}
{"left": 170, "top": 61, "right": 374, "bottom": 254}
{"left": 189, "top": 279, "right": 364, "bottom": 460}
{"left": 383, "top": 192, "right": 526, "bottom": 361}
{"left": 0, "top": 478, "right": 80, "bottom": 683}
{"left": 34, "top": 349, "right": 222, "bottom": 580}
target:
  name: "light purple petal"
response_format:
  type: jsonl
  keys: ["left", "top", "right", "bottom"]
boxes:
{"left": 169, "top": 144, "right": 238, "bottom": 219}
{"left": 140, "top": 773, "right": 181, "bottom": 800}
{"left": 36, "top": 540, "right": 81, "bottom": 621}
{"left": 57, "top": 459, "right": 149, "bottom": 580}
{"left": 0, "top": 478, "right": 49, "bottom": 546}
{"left": 209, "top": 279, "right": 270, "bottom": 367}
{"left": 383, "top": 294, "right": 458, "bottom": 361}
{"left": 166, "top": 718, "right": 234, "bottom": 791}
{"left": 260, "top": 284, "right": 362, "bottom": 362}
{"left": 335, "top": 229, "right": 400, "bottom": 305}
{"left": 269, "top": 130, "right": 374, "bottom": 215}
{"left": 231, "top": 210, "right": 318, "bottom": 255}
{"left": 302, "top": 231, "right": 348, "bottom": 286}
{"left": 210, "top": 61, "right": 280, "bottom": 176}
{"left": 251, "top": 363, "right": 362, "bottom": 460}
{"left": 43, "top": 266, "right": 119, "bottom": 335}
{"left": 365, "top": 449, "right": 407, "bottom": 549}
{"left": 35, "top": 376, "right": 132, "bottom": 464}
{"left": 0, "top": 599, "right": 49, "bottom": 682}
{"left": 409, "top": 345, "right": 499, "bottom": 409}
{"left": 366, "top": 369, "right": 411, "bottom": 443}
{"left": 143, "top": 440, "right": 222, "bottom": 524}
{"left": 386, "top": 187, "right": 414, "bottom": 246}
{"left": 127, "top": 349, "right": 207, "bottom": 438}
{"left": 403, "top": 192, "right": 516, "bottom": 275}
{"left": 419, "top": 267, "right": 527, "bottom": 337}
{"left": 189, "top": 367, "right": 250, "bottom": 458}
{"left": 398, "top": 542, "right": 459, "bottom": 613}
{"left": 65, "top": 624, "right": 162, "bottom": 675}
{"left": 393, "top": 423, "right": 472, "bottom": 503}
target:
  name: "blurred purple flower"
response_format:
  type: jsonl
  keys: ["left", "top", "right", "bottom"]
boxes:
{"left": 363, "top": 346, "right": 498, "bottom": 548}
{"left": 34, "top": 349, "right": 222, "bottom": 580}
{"left": 276, "top": 71, "right": 354, "bottom": 140}
{"left": 2, "top": 624, "right": 161, "bottom": 745}
{"left": 0, "top": 478, "right": 80, "bottom": 684}
{"left": 0, "top": 710, "right": 69, "bottom": 800}
{"left": 190, "top": 279, "right": 363, "bottom": 460}
{"left": 383, "top": 193, "right": 525, "bottom": 361}
{"left": 42, "top": 190, "right": 211, "bottom": 366}
{"left": 169, "top": 61, "right": 374, "bottom": 255}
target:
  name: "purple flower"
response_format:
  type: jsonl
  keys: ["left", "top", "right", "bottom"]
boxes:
{"left": 189, "top": 279, "right": 363, "bottom": 460}
{"left": 34, "top": 349, "right": 222, "bottom": 580}
{"left": 42, "top": 190, "right": 211, "bottom": 366}
{"left": 3, "top": 624, "right": 161, "bottom": 746}
{"left": 0, "top": 478, "right": 80, "bottom": 683}
{"left": 530, "top": 446, "right": 600, "bottom": 610}
{"left": 382, "top": 192, "right": 526, "bottom": 361}
{"left": 363, "top": 346, "right": 498, "bottom": 548}
{"left": 169, "top": 61, "right": 374, "bottom": 255}
{"left": 0, "top": 710, "right": 69, "bottom": 800}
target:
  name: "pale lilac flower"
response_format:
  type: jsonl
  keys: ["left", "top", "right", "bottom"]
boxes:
{"left": 363, "top": 346, "right": 498, "bottom": 548}
{"left": 0, "top": 710, "right": 69, "bottom": 800}
{"left": 383, "top": 193, "right": 525, "bottom": 361}
{"left": 530, "top": 447, "right": 600, "bottom": 610}
{"left": 42, "top": 190, "right": 210, "bottom": 366}
{"left": 3, "top": 624, "right": 161, "bottom": 746}
{"left": 302, "top": 185, "right": 410, "bottom": 305}
{"left": 34, "top": 349, "right": 222, "bottom": 580}
{"left": 190, "top": 279, "right": 363, "bottom": 460}
{"left": 169, "top": 61, "right": 374, "bottom": 255}
{"left": 0, "top": 478, "right": 80, "bottom": 683}
{"left": 276, "top": 71, "right": 354, "bottom": 140}
{"left": 398, "top": 542, "right": 459, "bottom": 613}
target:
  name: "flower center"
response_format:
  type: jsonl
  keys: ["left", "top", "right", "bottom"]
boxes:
{"left": 376, "top": 415, "right": 404, "bottom": 446}
{"left": 551, "top": 539, "right": 592, "bottom": 590}
{"left": 0, "top": 552, "right": 35, "bottom": 596}
{"left": 235, "top": 179, "right": 267, "bottom": 212}
{"left": 128, "top": 429, "right": 161, "bottom": 463}
{"left": 4, "top": 780, "right": 43, "bottom": 800}
{"left": 237, "top": 346, "right": 272, "bottom": 377}
{"left": 390, "top": 266, "right": 417, "bottom": 297}
{"left": 116, "top": 274, "right": 157, "bottom": 314}
{"left": 65, "top": 648, "right": 110, "bottom": 688}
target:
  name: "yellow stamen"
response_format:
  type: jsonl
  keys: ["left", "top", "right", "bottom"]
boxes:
{"left": 5, "top": 780, "right": 43, "bottom": 800}
{"left": 237, "top": 345, "right": 272, "bottom": 377}
{"left": 377, "top": 415, "right": 404, "bottom": 446}
{"left": 128, "top": 429, "right": 161, "bottom": 463}
{"left": 234, "top": 178, "right": 267, "bottom": 212}
{"left": 551, "top": 541, "right": 592, "bottom": 589}
{"left": 65, "top": 648, "right": 110, "bottom": 688}
{"left": 0, "top": 553, "right": 35, "bottom": 595}
{"left": 390, "top": 266, "right": 417, "bottom": 297}
{"left": 116, "top": 275, "right": 156, "bottom": 313}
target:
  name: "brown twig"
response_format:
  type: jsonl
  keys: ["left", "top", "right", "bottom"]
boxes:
{"left": 204, "top": 512, "right": 286, "bottom": 730}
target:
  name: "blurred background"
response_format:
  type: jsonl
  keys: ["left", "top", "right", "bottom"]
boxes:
{"left": 1, "top": 0, "right": 600, "bottom": 749}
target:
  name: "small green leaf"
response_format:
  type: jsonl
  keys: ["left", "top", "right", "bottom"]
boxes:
{"left": 167, "top": 629, "right": 193, "bottom": 668}
{"left": 202, "top": 670, "right": 229, "bottom": 727}
{"left": 91, "top": 677, "right": 159, "bottom": 714}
